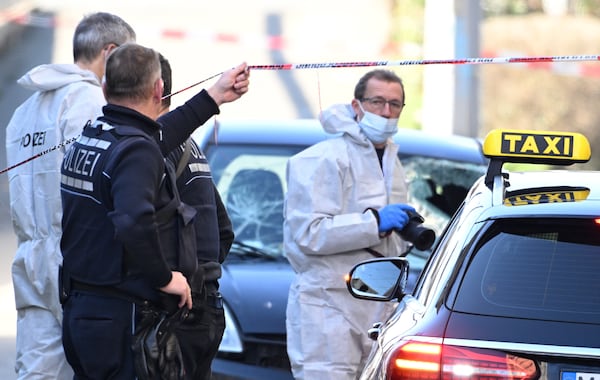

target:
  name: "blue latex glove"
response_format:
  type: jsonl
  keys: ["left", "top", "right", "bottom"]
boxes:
{"left": 378, "top": 204, "right": 416, "bottom": 233}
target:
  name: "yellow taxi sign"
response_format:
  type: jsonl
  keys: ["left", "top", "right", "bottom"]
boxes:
{"left": 504, "top": 187, "right": 590, "bottom": 206}
{"left": 483, "top": 129, "right": 591, "bottom": 165}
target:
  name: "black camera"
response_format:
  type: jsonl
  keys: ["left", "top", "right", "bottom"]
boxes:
{"left": 397, "top": 210, "right": 436, "bottom": 251}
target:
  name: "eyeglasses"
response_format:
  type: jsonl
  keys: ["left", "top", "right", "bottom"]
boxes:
{"left": 361, "top": 97, "right": 404, "bottom": 112}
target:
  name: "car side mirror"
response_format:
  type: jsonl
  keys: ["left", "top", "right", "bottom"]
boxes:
{"left": 346, "top": 257, "right": 409, "bottom": 301}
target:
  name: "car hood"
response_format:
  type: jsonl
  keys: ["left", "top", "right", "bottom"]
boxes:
{"left": 220, "top": 257, "right": 294, "bottom": 335}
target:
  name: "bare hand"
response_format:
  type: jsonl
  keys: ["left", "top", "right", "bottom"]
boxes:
{"left": 159, "top": 271, "right": 192, "bottom": 309}
{"left": 207, "top": 62, "right": 250, "bottom": 106}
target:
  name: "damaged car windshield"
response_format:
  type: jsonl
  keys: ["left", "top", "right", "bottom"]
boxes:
{"left": 206, "top": 143, "right": 487, "bottom": 260}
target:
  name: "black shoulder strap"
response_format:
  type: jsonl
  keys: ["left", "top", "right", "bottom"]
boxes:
{"left": 155, "top": 158, "right": 181, "bottom": 224}
{"left": 175, "top": 138, "right": 192, "bottom": 178}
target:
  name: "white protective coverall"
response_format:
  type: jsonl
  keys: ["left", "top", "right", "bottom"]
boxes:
{"left": 5, "top": 64, "right": 105, "bottom": 379}
{"left": 284, "top": 104, "right": 409, "bottom": 380}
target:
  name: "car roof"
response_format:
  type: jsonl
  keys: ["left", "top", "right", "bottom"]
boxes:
{"left": 468, "top": 169, "right": 600, "bottom": 219}
{"left": 466, "top": 129, "right": 599, "bottom": 219}
{"left": 504, "top": 170, "right": 600, "bottom": 201}
{"left": 193, "top": 118, "right": 488, "bottom": 165}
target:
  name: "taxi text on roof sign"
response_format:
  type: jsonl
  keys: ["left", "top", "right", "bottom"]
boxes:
{"left": 483, "top": 129, "right": 591, "bottom": 165}
{"left": 504, "top": 187, "right": 590, "bottom": 206}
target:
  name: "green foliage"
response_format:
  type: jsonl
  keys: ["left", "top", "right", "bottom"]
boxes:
{"left": 482, "top": 0, "right": 600, "bottom": 17}
{"left": 389, "top": 0, "right": 425, "bottom": 130}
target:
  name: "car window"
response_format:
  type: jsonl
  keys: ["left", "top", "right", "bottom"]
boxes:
{"left": 453, "top": 218, "right": 600, "bottom": 324}
{"left": 414, "top": 199, "right": 484, "bottom": 302}
{"left": 205, "top": 142, "right": 487, "bottom": 263}
{"left": 400, "top": 156, "right": 487, "bottom": 272}
{"left": 205, "top": 144, "right": 303, "bottom": 256}
{"left": 402, "top": 156, "right": 485, "bottom": 221}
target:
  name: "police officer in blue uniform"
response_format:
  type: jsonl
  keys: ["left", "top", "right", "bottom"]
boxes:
{"left": 59, "top": 43, "right": 249, "bottom": 379}
{"left": 159, "top": 53, "right": 234, "bottom": 380}
{"left": 169, "top": 138, "right": 233, "bottom": 379}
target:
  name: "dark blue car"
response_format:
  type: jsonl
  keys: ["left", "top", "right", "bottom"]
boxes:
{"left": 193, "top": 119, "right": 488, "bottom": 379}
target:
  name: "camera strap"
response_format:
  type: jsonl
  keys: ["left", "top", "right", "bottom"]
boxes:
{"left": 364, "top": 247, "right": 384, "bottom": 258}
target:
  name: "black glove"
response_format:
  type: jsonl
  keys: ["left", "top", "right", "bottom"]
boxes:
{"left": 132, "top": 305, "right": 189, "bottom": 380}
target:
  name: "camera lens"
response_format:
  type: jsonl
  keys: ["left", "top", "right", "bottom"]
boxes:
{"left": 398, "top": 210, "right": 436, "bottom": 251}
{"left": 400, "top": 224, "right": 436, "bottom": 251}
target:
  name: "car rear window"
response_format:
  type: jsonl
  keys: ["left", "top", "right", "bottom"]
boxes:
{"left": 453, "top": 218, "right": 600, "bottom": 324}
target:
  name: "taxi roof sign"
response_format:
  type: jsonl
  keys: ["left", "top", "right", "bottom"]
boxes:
{"left": 483, "top": 129, "right": 591, "bottom": 193}
{"left": 504, "top": 186, "right": 590, "bottom": 206}
{"left": 483, "top": 129, "right": 591, "bottom": 165}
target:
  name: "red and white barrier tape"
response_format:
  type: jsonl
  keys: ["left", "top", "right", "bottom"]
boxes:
{"left": 481, "top": 50, "right": 600, "bottom": 77}
{"left": 0, "top": 0, "right": 36, "bottom": 26}
{"left": 247, "top": 54, "right": 600, "bottom": 70}
{"left": 8, "top": 12, "right": 287, "bottom": 50}
{"left": 3, "top": 53, "right": 600, "bottom": 175}
{"left": 7, "top": 11, "right": 600, "bottom": 77}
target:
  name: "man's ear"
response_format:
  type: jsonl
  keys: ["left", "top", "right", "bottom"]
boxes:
{"left": 351, "top": 98, "right": 362, "bottom": 119}
{"left": 153, "top": 78, "right": 164, "bottom": 104}
{"left": 102, "top": 43, "right": 119, "bottom": 62}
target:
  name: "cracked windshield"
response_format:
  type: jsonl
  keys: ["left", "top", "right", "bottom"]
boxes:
{"left": 208, "top": 144, "right": 486, "bottom": 259}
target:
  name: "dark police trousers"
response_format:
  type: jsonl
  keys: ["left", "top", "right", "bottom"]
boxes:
{"left": 62, "top": 290, "right": 139, "bottom": 380}
{"left": 176, "top": 284, "right": 225, "bottom": 380}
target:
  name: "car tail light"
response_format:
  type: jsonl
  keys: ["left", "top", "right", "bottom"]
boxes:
{"left": 387, "top": 340, "right": 539, "bottom": 380}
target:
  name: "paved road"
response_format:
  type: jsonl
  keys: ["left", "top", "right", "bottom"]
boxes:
{"left": 0, "top": 0, "right": 391, "bottom": 377}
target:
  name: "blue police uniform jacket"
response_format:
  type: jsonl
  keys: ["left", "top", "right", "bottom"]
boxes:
{"left": 60, "top": 104, "right": 185, "bottom": 303}
{"left": 167, "top": 139, "right": 234, "bottom": 291}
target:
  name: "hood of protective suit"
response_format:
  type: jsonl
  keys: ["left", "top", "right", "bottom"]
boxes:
{"left": 17, "top": 63, "right": 100, "bottom": 92}
{"left": 319, "top": 103, "right": 371, "bottom": 147}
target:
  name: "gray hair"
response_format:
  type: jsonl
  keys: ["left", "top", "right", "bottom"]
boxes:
{"left": 73, "top": 12, "right": 136, "bottom": 63}
{"left": 104, "top": 43, "right": 161, "bottom": 103}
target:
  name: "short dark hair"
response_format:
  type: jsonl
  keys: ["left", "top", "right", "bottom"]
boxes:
{"left": 73, "top": 12, "right": 136, "bottom": 63}
{"left": 104, "top": 43, "right": 160, "bottom": 103}
{"left": 354, "top": 69, "right": 406, "bottom": 105}
{"left": 159, "top": 53, "right": 172, "bottom": 109}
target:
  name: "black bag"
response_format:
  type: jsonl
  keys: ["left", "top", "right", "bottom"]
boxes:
{"left": 132, "top": 304, "right": 190, "bottom": 380}
{"left": 155, "top": 158, "right": 198, "bottom": 279}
